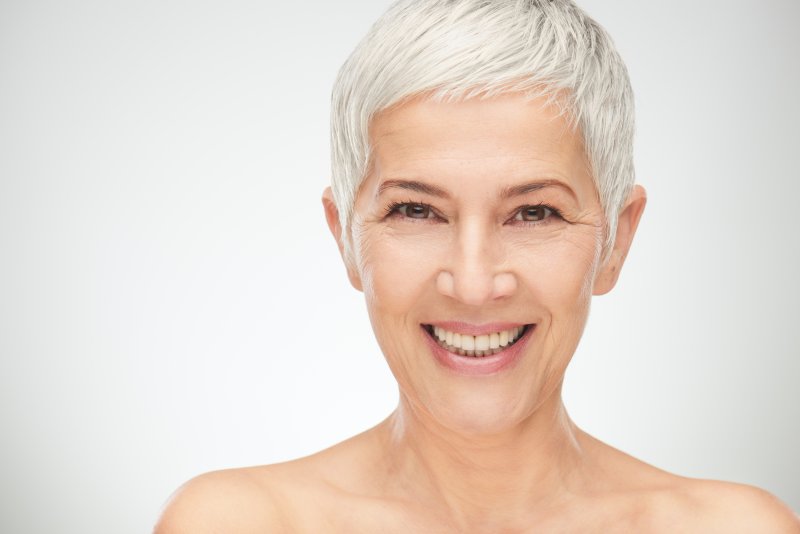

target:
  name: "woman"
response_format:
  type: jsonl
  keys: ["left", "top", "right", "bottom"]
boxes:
{"left": 156, "top": 0, "right": 799, "bottom": 531}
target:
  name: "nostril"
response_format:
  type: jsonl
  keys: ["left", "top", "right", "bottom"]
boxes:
{"left": 435, "top": 271, "right": 456, "bottom": 297}
{"left": 436, "top": 269, "right": 515, "bottom": 305}
{"left": 493, "top": 272, "right": 517, "bottom": 299}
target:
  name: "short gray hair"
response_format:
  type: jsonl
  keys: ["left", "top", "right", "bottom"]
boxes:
{"left": 330, "top": 0, "right": 635, "bottom": 260}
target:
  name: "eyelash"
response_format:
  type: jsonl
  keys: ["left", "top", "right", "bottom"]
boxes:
{"left": 383, "top": 201, "right": 564, "bottom": 225}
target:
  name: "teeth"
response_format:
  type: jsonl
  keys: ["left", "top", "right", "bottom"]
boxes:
{"left": 428, "top": 324, "right": 528, "bottom": 357}
{"left": 462, "top": 335, "right": 475, "bottom": 351}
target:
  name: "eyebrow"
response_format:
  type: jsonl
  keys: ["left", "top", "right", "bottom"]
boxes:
{"left": 377, "top": 179, "right": 451, "bottom": 198}
{"left": 377, "top": 178, "right": 577, "bottom": 201}
{"left": 500, "top": 179, "right": 576, "bottom": 200}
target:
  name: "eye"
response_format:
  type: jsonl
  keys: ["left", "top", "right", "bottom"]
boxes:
{"left": 514, "top": 205, "right": 554, "bottom": 222}
{"left": 392, "top": 203, "right": 436, "bottom": 219}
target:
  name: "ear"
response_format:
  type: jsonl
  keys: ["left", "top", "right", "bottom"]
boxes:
{"left": 322, "top": 187, "right": 363, "bottom": 291}
{"left": 593, "top": 185, "right": 647, "bottom": 295}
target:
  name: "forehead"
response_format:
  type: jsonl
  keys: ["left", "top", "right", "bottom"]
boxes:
{"left": 367, "top": 94, "right": 594, "bottom": 196}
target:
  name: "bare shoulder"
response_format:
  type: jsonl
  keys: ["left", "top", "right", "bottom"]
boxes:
{"left": 153, "top": 467, "right": 291, "bottom": 533}
{"left": 657, "top": 478, "right": 800, "bottom": 533}
{"left": 579, "top": 432, "right": 798, "bottom": 532}
{"left": 153, "top": 433, "right": 380, "bottom": 533}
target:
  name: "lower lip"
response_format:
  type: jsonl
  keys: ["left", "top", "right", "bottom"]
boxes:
{"left": 422, "top": 326, "right": 533, "bottom": 376}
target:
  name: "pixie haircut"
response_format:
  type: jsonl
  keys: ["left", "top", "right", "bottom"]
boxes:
{"left": 331, "top": 0, "right": 635, "bottom": 260}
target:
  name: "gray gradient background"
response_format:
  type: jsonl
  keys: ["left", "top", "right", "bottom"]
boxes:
{"left": 1, "top": 1, "right": 798, "bottom": 532}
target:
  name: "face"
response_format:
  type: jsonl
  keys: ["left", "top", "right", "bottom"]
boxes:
{"left": 324, "top": 94, "right": 644, "bottom": 435}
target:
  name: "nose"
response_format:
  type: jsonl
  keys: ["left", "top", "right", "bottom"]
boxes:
{"left": 436, "top": 219, "right": 517, "bottom": 306}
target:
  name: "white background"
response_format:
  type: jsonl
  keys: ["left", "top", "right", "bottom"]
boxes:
{"left": 1, "top": 1, "right": 798, "bottom": 532}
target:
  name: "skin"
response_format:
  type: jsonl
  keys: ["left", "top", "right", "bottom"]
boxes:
{"left": 154, "top": 95, "right": 800, "bottom": 533}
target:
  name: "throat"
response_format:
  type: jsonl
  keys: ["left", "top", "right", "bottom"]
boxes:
{"left": 378, "top": 395, "right": 587, "bottom": 524}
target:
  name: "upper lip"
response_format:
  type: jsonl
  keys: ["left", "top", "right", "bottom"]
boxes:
{"left": 423, "top": 321, "right": 532, "bottom": 336}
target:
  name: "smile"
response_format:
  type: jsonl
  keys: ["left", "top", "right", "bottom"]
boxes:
{"left": 423, "top": 324, "right": 531, "bottom": 357}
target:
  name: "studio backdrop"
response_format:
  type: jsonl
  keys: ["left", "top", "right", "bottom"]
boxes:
{"left": 0, "top": 1, "right": 798, "bottom": 533}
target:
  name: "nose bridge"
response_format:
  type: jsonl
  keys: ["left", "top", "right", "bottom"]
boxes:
{"left": 446, "top": 215, "right": 504, "bottom": 305}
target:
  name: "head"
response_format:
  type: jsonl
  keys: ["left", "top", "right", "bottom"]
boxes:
{"left": 323, "top": 0, "right": 645, "bottom": 434}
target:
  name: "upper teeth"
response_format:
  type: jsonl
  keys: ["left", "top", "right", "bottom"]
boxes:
{"left": 430, "top": 325, "right": 526, "bottom": 356}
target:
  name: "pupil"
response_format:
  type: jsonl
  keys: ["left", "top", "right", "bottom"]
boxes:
{"left": 525, "top": 207, "right": 543, "bottom": 221}
{"left": 410, "top": 205, "right": 427, "bottom": 218}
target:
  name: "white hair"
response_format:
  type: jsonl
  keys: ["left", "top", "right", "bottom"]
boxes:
{"left": 330, "top": 0, "right": 635, "bottom": 260}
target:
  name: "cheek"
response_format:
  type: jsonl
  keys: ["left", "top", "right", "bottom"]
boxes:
{"left": 356, "top": 227, "right": 439, "bottom": 320}
{"left": 512, "top": 228, "right": 601, "bottom": 315}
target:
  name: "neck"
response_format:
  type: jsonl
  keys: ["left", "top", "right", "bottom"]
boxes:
{"left": 377, "top": 387, "right": 590, "bottom": 527}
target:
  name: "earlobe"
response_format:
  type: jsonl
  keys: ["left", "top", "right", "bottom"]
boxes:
{"left": 321, "top": 187, "right": 363, "bottom": 291}
{"left": 593, "top": 185, "right": 647, "bottom": 296}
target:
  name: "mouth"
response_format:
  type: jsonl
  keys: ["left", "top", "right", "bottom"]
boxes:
{"left": 422, "top": 324, "right": 533, "bottom": 358}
